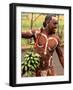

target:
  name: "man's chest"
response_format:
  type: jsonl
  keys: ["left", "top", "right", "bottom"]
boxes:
{"left": 34, "top": 33, "right": 58, "bottom": 55}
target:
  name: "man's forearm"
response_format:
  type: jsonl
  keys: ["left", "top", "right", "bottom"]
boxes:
{"left": 59, "top": 56, "right": 64, "bottom": 68}
{"left": 22, "top": 31, "right": 33, "bottom": 38}
{"left": 56, "top": 46, "right": 64, "bottom": 68}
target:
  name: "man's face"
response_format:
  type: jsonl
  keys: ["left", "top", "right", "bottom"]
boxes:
{"left": 47, "top": 16, "right": 58, "bottom": 33}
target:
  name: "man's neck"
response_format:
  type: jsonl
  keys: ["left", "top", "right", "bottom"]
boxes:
{"left": 42, "top": 27, "right": 55, "bottom": 36}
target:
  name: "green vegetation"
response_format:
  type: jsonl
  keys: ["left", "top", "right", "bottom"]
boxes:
{"left": 21, "top": 52, "right": 40, "bottom": 77}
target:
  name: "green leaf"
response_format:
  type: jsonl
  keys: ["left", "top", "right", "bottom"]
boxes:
{"left": 24, "top": 54, "right": 29, "bottom": 58}
{"left": 26, "top": 57, "right": 30, "bottom": 61}
{"left": 24, "top": 61, "right": 27, "bottom": 65}
{"left": 33, "top": 64, "right": 37, "bottom": 68}
{"left": 30, "top": 57, "right": 33, "bottom": 60}
{"left": 27, "top": 60, "right": 31, "bottom": 66}
{"left": 31, "top": 60, "right": 35, "bottom": 64}
{"left": 34, "top": 58, "right": 39, "bottom": 61}
{"left": 25, "top": 66, "right": 27, "bottom": 71}
{"left": 31, "top": 66, "right": 35, "bottom": 71}
{"left": 21, "top": 65, "right": 24, "bottom": 70}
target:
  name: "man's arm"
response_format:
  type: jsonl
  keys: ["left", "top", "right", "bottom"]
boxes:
{"left": 22, "top": 30, "right": 35, "bottom": 38}
{"left": 56, "top": 37, "right": 64, "bottom": 68}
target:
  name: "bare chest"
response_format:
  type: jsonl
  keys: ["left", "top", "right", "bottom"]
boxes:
{"left": 34, "top": 33, "right": 58, "bottom": 55}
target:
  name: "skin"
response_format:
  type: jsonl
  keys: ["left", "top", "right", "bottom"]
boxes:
{"left": 22, "top": 16, "right": 64, "bottom": 76}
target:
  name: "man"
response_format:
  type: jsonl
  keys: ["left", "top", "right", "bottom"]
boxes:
{"left": 22, "top": 15, "right": 64, "bottom": 76}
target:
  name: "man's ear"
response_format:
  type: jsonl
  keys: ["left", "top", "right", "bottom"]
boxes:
{"left": 47, "top": 24, "right": 48, "bottom": 26}
{"left": 46, "top": 21, "right": 49, "bottom": 26}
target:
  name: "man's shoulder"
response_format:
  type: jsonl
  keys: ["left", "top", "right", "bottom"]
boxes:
{"left": 52, "top": 34, "right": 61, "bottom": 45}
{"left": 32, "top": 28, "right": 41, "bottom": 36}
{"left": 52, "top": 34, "right": 60, "bottom": 41}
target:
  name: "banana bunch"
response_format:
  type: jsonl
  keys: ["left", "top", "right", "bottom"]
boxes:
{"left": 21, "top": 52, "right": 40, "bottom": 77}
